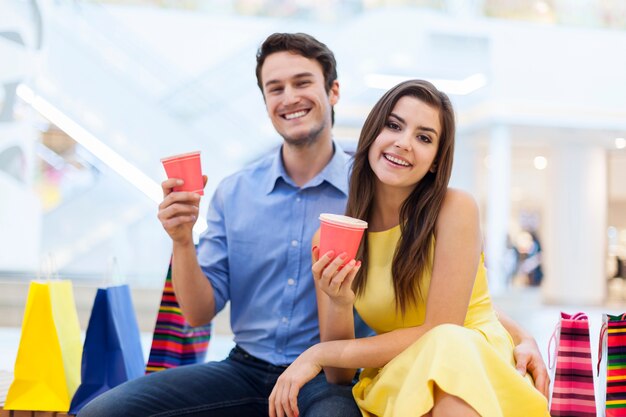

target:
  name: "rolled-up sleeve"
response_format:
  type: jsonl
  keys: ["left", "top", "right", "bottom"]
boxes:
{"left": 197, "top": 183, "right": 230, "bottom": 314}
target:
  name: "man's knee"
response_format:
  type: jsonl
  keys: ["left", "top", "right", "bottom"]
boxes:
{"left": 299, "top": 377, "right": 359, "bottom": 417}
{"left": 77, "top": 387, "right": 127, "bottom": 417}
{"left": 302, "top": 391, "right": 360, "bottom": 417}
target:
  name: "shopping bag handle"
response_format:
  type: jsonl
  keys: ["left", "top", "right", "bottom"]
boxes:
{"left": 598, "top": 322, "right": 607, "bottom": 377}
{"left": 569, "top": 312, "right": 588, "bottom": 320}
{"left": 103, "top": 256, "right": 125, "bottom": 287}
{"left": 549, "top": 312, "right": 589, "bottom": 370}
{"left": 548, "top": 322, "right": 560, "bottom": 370}
{"left": 37, "top": 252, "right": 60, "bottom": 281}
{"left": 597, "top": 314, "right": 626, "bottom": 376}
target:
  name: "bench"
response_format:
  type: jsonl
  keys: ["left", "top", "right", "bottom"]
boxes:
{"left": 0, "top": 411, "right": 73, "bottom": 417}
{"left": 0, "top": 372, "right": 74, "bottom": 417}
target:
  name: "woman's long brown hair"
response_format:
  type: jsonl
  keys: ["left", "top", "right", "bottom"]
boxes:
{"left": 346, "top": 80, "right": 456, "bottom": 315}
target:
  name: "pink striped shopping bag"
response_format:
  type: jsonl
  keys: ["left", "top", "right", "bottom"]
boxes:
{"left": 549, "top": 312, "right": 597, "bottom": 417}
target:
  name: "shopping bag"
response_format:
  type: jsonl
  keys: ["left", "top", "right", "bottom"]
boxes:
{"left": 597, "top": 313, "right": 626, "bottom": 416}
{"left": 69, "top": 284, "right": 145, "bottom": 414}
{"left": 5, "top": 280, "right": 82, "bottom": 412}
{"left": 548, "top": 312, "right": 597, "bottom": 416}
{"left": 145, "top": 260, "right": 211, "bottom": 373}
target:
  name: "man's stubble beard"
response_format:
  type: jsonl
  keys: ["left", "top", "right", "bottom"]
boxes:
{"left": 280, "top": 116, "right": 331, "bottom": 149}
{"left": 283, "top": 129, "right": 323, "bottom": 149}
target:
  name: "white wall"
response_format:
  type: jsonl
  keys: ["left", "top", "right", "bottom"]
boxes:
{"left": 0, "top": 173, "right": 41, "bottom": 270}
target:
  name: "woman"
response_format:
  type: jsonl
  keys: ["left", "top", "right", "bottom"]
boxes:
{"left": 269, "top": 80, "right": 549, "bottom": 417}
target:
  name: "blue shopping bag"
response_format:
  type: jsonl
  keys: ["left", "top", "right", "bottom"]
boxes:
{"left": 69, "top": 284, "right": 145, "bottom": 414}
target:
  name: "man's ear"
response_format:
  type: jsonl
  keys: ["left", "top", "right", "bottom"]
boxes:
{"left": 329, "top": 80, "right": 340, "bottom": 106}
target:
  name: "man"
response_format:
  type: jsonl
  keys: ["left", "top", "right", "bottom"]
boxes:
{"left": 79, "top": 33, "right": 547, "bottom": 417}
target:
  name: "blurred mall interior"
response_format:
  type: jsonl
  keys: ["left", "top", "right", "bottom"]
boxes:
{"left": 1, "top": 0, "right": 626, "bottom": 338}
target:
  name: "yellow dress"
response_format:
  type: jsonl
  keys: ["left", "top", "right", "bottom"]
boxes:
{"left": 352, "top": 226, "right": 549, "bottom": 417}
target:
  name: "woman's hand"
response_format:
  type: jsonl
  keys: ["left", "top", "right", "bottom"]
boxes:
{"left": 269, "top": 347, "right": 322, "bottom": 417}
{"left": 513, "top": 337, "right": 550, "bottom": 399}
{"left": 311, "top": 247, "right": 361, "bottom": 307}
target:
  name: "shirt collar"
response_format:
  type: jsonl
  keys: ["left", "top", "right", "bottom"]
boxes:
{"left": 265, "top": 141, "right": 350, "bottom": 196}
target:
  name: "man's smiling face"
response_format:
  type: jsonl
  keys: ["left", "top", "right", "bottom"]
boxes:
{"left": 261, "top": 51, "right": 338, "bottom": 147}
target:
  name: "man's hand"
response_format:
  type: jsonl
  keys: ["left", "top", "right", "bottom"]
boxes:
{"left": 157, "top": 176, "right": 207, "bottom": 244}
{"left": 513, "top": 337, "right": 550, "bottom": 398}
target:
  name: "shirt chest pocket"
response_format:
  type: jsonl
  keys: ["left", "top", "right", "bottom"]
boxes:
{"left": 227, "top": 235, "right": 286, "bottom": 282}
{"left": 228, "top": 238, "right": 259, "bottom": 272}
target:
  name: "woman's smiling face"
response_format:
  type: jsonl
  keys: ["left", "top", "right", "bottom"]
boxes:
{"left": 368, "top": 95, "right": 441, "bottom": 195}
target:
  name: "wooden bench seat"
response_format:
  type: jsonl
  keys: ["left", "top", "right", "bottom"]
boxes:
{"left": 0, "top": 372, "right": 74, "bottom": 417}
{"left": 0, "top": 411, "right": 73, "bottom": 417}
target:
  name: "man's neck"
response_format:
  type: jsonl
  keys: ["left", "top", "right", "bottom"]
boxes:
{"left": 282, "top": 137, "right": 334, "bottom": 187}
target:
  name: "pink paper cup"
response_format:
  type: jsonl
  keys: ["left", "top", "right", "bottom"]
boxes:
{"left": 319, "top": 213, "right": 368, "bottom": 265}
{"left": 161, "top": 151, "right": 204, "bottom": 195}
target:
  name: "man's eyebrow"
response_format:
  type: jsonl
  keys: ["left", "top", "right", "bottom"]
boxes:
{"left": 264, "top": 72, "right": 315, "bottom": 88}
{"left": 389, "top": 112, "right": 439, "bottom": 136}
{"left": 292, "top": 72, "right": 315, "bottom": 79}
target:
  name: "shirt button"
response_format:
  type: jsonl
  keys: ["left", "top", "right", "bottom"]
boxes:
{"left": 287, "top": 278, "right": 296, "bottom": 286}
{"left": 278, "top": 348, "right": 283, "bottom": 353}
{"left": 291, "top": 240, "right": 298, "bottom": 247}
{"left": 282, "top": 317, "right": 288, "bottom": 323}
{"left": 296, "top": 197, "right": 302, "bottom": 202}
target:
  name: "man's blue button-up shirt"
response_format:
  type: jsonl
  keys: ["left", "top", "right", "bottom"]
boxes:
{"left": 197, "top": 143, "right": 360, "bottom": 365}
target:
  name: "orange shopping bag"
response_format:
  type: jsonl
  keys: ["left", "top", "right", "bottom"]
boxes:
{"left": 4, "top": 280, "right": 82, "bottom": 412}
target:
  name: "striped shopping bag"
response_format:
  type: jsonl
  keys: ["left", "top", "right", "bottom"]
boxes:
{"left": 598, "top": 314, "right": 626, "bottom": 416}
{"left": 549, "top": 312, "right": 597, "bottom": 417}
{"left": 145, "top": 260, "right": 211, "bottom": 373}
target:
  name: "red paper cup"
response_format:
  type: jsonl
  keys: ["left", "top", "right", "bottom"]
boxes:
{"left": 161, "top": 151, "right": 204, "bottom": 195}
{"left": 319, "top": 213, "right": 368, "bottom": 265}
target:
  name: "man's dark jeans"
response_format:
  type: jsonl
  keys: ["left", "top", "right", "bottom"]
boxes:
{"left": 78, "top": 346, "right": 361, "bottom": 417}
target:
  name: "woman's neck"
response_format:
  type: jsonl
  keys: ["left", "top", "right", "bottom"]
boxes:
{"left": 369, "top": 183, "right": 409, "bottom": 232}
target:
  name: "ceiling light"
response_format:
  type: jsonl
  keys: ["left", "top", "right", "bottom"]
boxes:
{"left": 616, "top": 137, "right": 626, "bottom": 149}
{"left": 365, "top": 73, "right": 487, "bottom": 95}
{"left": 16, "top": 83, "right": 208, "bottom": 235}
{"left": 533, "top": 156, "right": 547, "bottom": 170}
